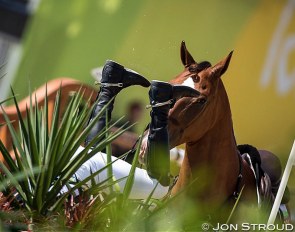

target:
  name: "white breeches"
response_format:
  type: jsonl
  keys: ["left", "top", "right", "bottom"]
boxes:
{"left": 60, "top": 146, "right": 173, "bottom": 199}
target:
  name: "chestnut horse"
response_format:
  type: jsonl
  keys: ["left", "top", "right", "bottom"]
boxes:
{"left": 158, "top": 41, "right": 287, "bottom": 222}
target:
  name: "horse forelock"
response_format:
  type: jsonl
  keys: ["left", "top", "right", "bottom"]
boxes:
{"left": 188, "top": 61, "right": 212, "bottom": 73}
{"left": 171, "top": 61, "right": 212, "bottom": 86}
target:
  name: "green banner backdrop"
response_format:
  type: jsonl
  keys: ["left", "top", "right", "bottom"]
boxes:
{"left": 13, "top": 0, "right": 295, "bottom": 156}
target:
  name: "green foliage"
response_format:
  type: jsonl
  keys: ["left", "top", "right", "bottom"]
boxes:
{"left": 0, "top": 86, "right": 131, "bottom": 216}
{"left": 0, "top": 83, "right": 168, "bottom": 231}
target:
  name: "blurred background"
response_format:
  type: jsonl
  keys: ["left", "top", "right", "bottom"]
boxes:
{"left": 0, "top": 0, "right": 294, "bottom": 214}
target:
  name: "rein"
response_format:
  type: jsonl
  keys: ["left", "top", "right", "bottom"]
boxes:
{"left": 231, "top": 125, "right": 244, "bottom": 200}
{"left": 232, "top": 150, "right": 243, "bottom": 199}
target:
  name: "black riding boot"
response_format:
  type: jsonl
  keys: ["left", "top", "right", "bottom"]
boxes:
{"left": 146, "top": 81, "right": 200, "bottom": 186}
{"left": 85, "top": 60, "right": 150, "bottom": 146}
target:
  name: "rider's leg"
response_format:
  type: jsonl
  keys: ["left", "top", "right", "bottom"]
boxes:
{"left": 60, "top": 146, "right": 169, "bottom": 199}
{"left": 85, "top": 60, "right": 150, "bottom": 146}
{"left": 146, "top": 81, "right": 200, "bottom": 186}
{"left": 61, "top": 81, "right": 200, "bottom": 199}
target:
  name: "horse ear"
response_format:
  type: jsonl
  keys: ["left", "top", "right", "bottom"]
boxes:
{"left": 180, "top": 41, "right": 196, "bottom": 67}
{"left": 211, "top": 51, "right": 233, "bottom": 77}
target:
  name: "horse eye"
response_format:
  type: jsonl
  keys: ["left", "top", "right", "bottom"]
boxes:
{"left": 191, "top": 75, "right": 200, "bottom": 83}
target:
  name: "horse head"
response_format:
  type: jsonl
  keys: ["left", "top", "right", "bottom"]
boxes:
{"left": 168, "top": 41, "right": 233, "bottom": 147}
{"left": 139, "top": 41, "right": 234, "bottom": 165}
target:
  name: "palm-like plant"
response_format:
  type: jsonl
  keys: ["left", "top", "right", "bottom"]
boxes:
{"left": 0, "top": 79, "right": 174, "bottom": 231}
{"left": 0, "top": 86, "right": 132, "bottom": 216}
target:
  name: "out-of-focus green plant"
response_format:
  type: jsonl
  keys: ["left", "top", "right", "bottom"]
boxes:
{"left": 0, "top": 86, "right": 131, "bottom": 216}
{"left": 67, "top": 134, "right": 168, "bottom": 231}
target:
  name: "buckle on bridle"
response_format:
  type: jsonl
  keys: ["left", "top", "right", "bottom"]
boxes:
{"left": 233, "top": 191, "right": 240, "bottom": 200}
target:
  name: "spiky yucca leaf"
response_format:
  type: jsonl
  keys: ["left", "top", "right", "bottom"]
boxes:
{"left": 122, "top": 132, "right": 143, "bottom": 204}
{"left": 0, "top": 85, "right": 131, "bottom": 215}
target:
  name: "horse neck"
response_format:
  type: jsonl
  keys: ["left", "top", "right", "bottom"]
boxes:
{"left": 180, "top": 81, "right": 239, "bottom": 192}
{"left": 186, "top": 115, "right": 237, "bottom": 170}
